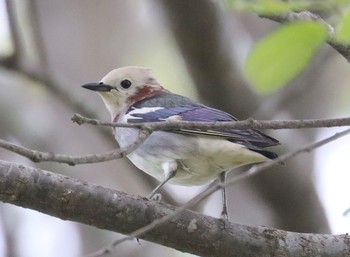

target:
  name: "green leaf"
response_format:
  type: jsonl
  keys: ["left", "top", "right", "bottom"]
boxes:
{"left": 244, "top": 21, "right": 328, "bottom": 94}
{"left": 334, "top": 10, "right": 350, "bottom": 44}
{"left": 227, "top": 0, "right": 321, "bottom": 15}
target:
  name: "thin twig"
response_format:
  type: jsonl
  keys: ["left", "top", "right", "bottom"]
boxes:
{"left": 72, "top": 113, "right": 350, "bottom": 130}
{"left": 2, "top": 114, "right": 350, "bottom": 166}
{"left": 260, "top": 10, "right": 350, "bottom": 62}
{"left": 85, "top": 128, "right": 350, "bottom": 257}
{"left": 0, "top": 130, "right": 150, "bottom": 165}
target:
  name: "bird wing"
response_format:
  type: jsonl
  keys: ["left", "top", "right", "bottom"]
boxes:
{"left": 125, "top": 92, "right": 280, "bottom": 150}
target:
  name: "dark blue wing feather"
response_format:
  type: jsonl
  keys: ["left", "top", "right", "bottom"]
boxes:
{"left": 126, "top": 92, "right": 279, "bottom": 158}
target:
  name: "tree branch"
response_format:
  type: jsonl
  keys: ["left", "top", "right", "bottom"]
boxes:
{"left": 0, "top": 130, "right": 150, "bottom": 165}
{"left": 0, "top": 156, "right": 349, "bottom": 257}
{"left": 86, "top": 128, "right": 350, "bottom": 256}
{"left": 72, "top": 113, "right": 350, "bottom": 130}
{"left": 1, "top": 115, "right": 350, "bottom": 166}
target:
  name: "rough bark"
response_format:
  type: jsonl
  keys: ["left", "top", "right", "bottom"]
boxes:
{"left": 0, "top": 160, "right": 349, "bottom": 257}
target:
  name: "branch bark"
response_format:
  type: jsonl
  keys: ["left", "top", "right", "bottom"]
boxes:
{"left": 2, "top": 115, "right": 350, "bottom": 166}
{"left": 72, "top": 113, "right": 350, "bottom": 130}
{"left": 0, "top": 160, "right": 349, "bottom": 257}
{"left": 87, "top": 127, "right": 350, "bottom": 256}
{"left": 0, "top": 130, "right": 150, "bottom": 165}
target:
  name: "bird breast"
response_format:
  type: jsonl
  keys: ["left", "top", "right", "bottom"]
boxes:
{"left": 115, "top": 128, "right": 268, "bottom": 186}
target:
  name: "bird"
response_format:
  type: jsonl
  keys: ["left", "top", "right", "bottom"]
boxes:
{"left": 82, "top": 66, "right": 280, "bottom": 219}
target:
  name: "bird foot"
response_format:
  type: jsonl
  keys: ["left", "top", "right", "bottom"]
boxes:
{"left": 220, "top": 210, "right": 229, "bottom": 221}
{"left": 148, "top": 193, "right": 162, "bottom": 202}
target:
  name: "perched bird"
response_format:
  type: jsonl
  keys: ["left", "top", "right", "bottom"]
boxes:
{"left": 82, "top": 66, "right": 279, "bottom": 219}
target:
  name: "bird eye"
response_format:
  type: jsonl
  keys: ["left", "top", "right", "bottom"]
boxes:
{"left": 120, "top": 79, "right": 132, "bottom": 89}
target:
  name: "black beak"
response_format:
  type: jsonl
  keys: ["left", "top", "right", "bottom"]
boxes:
{"left": 81, "top": 82, "right": 114, "bottom": 92}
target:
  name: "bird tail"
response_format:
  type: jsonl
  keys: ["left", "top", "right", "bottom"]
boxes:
{"left": 249, "top": 148, "right": 285, "bottom": 166}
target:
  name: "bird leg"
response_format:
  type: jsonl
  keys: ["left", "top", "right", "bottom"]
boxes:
{"left": 148, "top": 161, "right": 177, "bottom": 200}
{"left": 219, "top": 171, "right": 229, "bottom": 220}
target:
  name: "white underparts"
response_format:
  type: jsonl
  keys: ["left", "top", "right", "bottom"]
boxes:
{"left": 161, "top": 161, "right": 178, "bottom": 180}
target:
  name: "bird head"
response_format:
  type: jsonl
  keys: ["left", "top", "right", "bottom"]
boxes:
{"left": 82, "top": 66, "right": 165, "bottom": 120}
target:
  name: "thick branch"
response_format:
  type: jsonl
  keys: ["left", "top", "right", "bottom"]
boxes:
{"left": 87, "top": 128, "right": 350, "bottom": 256}
{"left": 0, "top": 160, "right": 349, "bottom": 257}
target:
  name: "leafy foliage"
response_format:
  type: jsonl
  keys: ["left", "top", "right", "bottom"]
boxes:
{"left": 228, "top": 0, "right": 317, "bottom": 15}
{"left": 244, "top": 21, "right": 327, "bottom": 93}
{"left": 334, "top": 10, "right": 350, "bottom": 44}
{"left": 226, "top": 0, "right": 350, "bottom": 93}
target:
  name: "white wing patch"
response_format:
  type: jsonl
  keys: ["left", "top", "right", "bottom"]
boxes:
{"left": 123, "top": 107, "right": 164, "bottom": 122}
{"left": 164, "top": 115, "right": 182, "bottom": 121}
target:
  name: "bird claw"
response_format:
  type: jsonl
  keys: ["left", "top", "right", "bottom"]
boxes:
{"left": 220, "top": 211, "right": 229, "bottom": 221}
{"left": 149, "top": 193, "right": 162, "bottom": 202}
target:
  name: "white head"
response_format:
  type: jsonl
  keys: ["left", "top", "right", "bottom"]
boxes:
{"left": 82, "top": 66, "right": 165, "bottom": 120}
